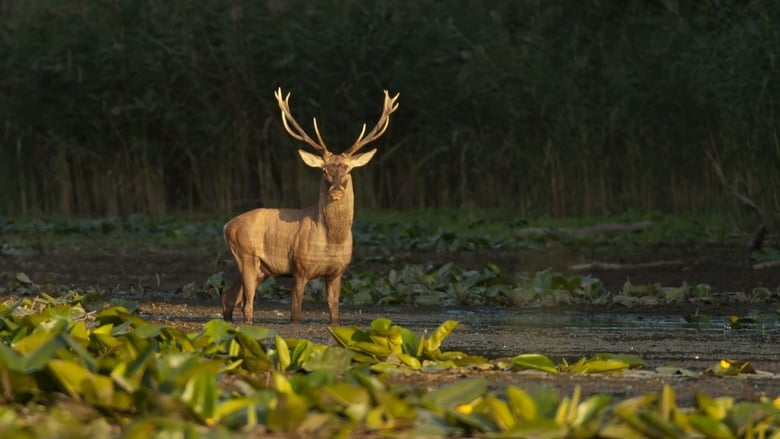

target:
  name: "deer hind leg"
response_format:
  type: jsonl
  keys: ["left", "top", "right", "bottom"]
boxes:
{"left": 238, "top": 260, "right": 263, "bottom": 325}
{"left": 325, "top": 274, "right": 343, "bottom": 325}
{"left": 290, "top": 274, "right": 308, "bottom": 324}
{"left": 221, "top": 279, "right": 242, "bottom": 322}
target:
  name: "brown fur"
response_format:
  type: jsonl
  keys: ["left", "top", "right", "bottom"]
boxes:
{"left": 221, "top": 88, "right": 398, "bottom": 324}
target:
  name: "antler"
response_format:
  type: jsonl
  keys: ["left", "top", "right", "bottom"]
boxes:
{"left": 344, "top": 90, "right": 400, "bottom": 156}
{"left": 274, "top": 87, "right": 330, "bottom": 154}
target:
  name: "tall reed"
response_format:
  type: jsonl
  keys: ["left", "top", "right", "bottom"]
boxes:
{"left": 0, "top": 1, "right": 777, "bottom": 221}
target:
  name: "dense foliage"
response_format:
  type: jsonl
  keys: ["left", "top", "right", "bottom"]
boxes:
{"left": 2, "top": 1, "right": 779, "bottom": 218}
{"left": 1, "top": 292, "right": 778, "bottom": 438}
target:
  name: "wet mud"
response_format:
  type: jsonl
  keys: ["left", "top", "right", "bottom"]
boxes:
{"left": 2, "top": 236, "right": 780, "bottom": 404}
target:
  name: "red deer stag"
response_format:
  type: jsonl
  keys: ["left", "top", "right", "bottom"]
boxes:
{"left": 221, "top": 88, "right": 399, "bottom": 324}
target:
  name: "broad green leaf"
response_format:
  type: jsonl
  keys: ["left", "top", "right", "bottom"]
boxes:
{"left": 689, "top": 415, "right": 735, "bottom": 439}
{"left": 235, "top": 325, "right": 275, "bottom": 341}
{"left": 555, "top": 385, "right": 582, "bottom": 425}
{"left": 23, "top": 334, "right": 65, "bottom": 372}
{"left": 131, "top": 324, "right": 164, "bottom": 340}
{"left": 354, "top": 340, "right": 392, "bottom": 358}
{"left": 660, "top": 384, "right": 675, "bottom": 420}
{"left": 637, "top": 411, "right": 687, "bottom": 439}
{"left": 12, "top": 331, "right": 57, "bottom": 355}
{"left": 266, "top": 392, "right": 309, "bottom": 433}
{"left": 180, "top": 373, "right": 217, "bottom": 423}
{"left": 47, "top": 359, "right": 115, "bottom": 406}
{"left": 399, "top": 326, "right": 420, "bottom": 356}
{"left": 396, "top": 352, "right": 422, "bottom": 369}
{"left": 506, "top": 419, "right": 567, "bottom": 438}
{"left": 68, "top": 321, "right": 90, "bottom": 346}
{"left": 275, "top": 334, "right": 290, "bottom": 371}
{"left": 696, "top": 393, "right": 733, "bottom": 420}
{"left": 573, "top": 394, "right": 611, "bottom": 430}
{"left": 422, "top": 359, "right": 457, "bottom": 371}
{"left": 121, "top": 417, "right": 200, "bottom": 439}
{"left": 511, "top": 353, "right": 558, "bottom": 373}
{"left": 656, "top": 366, "right": 698, "bottom": 377}
{"left": 288, "top": 338, "right": 313, "bottom": 369}
{"left": 506, "top": 386, "right": 538, "bottom": 421}
{"left": 0, "top": 343, "right": 24, "bottom": 371}
{"left": 95, "top": 306, "right": 148, "bottom": 328}
{"left": 319, "top": 382, "right": 371, "bottom": 421}
{"left": 565, "top": 358, "right": 629, "bottom": 374}
{"left": 329, "top": 325, "right": 370, "bottom": 347}
{"left": 214, "top": 397, "right": 263, "bottom": 428}
{"left": 301, "top": 346, "right": 353, "bottom": 373}
{"left": 475, "top": 394, "right": 516, "bottom": 431}
{"left": 424, "top": 320, "right": 458, "bottom": 353}
{"left": 233, "top": 332, "right": 268, "bottom": 359}
{"left": 422, "top": 377, "right": 488, "bottom": 411}
{"left": 706, "top": 359, "right": 756, "bottom": 376}
{"left": 194, "top": 319, "right": 234, "bottom": 343}
{"left": 272, "top": 371, "right": 293, "bottom": 394}
{"left": 61, "top": 333, "right": 97, "bottom": 371}
{"left": 593, "top": 353, "right": 646, "bottom": 369}
{"left": 370, "top": 318, "right": 393, "bottom": 333}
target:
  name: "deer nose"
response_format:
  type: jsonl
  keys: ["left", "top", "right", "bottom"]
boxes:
{"left": 329, "top": 186, "right": 345, "bottom": 201}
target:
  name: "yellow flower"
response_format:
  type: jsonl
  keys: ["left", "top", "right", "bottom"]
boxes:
{"left": 455, "top": 404, "right": 473, "bottom": 415}
{"left": 719, "top": 359, "right": 731, "bottom": 369}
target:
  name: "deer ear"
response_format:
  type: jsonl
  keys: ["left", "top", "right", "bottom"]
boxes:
{"left": 298, "top": 149, "right": 325, "bottom": 168}
{"left": 348, "top": 148, "right": 377, "bottom": 168}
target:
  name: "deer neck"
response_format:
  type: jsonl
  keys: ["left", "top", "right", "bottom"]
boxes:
{"left": 317, "top": 177, "right": 354, "bottom": 244}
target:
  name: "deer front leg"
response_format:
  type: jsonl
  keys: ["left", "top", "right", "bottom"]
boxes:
{"left": 325, "top": 274, "right": 343, "bottom": 325}
{"left": 290, "top": 275, "right": 308, "bottom": 324}
{"left": 237, "top": 257, "right": 261, "bottom": 325}
{"left": 221, "top": 279, "right": 242, "bottom": 322}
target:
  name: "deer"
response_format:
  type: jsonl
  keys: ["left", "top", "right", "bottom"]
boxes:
{"left": 221, "top": 87, "right": 399, "bottom": 325}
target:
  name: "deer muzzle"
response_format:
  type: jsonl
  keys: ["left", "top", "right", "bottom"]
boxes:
{"left": 329, "top": 188, "right": 345, "bottom": 201}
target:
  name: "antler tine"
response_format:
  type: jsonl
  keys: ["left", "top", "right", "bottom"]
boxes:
{"left": 274, "top": 87, "right": 329, "bottom": 154}
{"left": 345, "top": 90, "right": 400, "bottom": 155}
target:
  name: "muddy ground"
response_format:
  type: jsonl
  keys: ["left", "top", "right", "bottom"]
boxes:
{"left": 2, "top": 234, "right": 780, "bottom": 405}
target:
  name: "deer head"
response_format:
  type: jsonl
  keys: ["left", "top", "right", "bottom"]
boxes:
{"left": 274, "top": 88, "right": 400, "bottom": 202}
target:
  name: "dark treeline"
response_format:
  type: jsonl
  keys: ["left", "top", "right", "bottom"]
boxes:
{"left": 1, "top": 0, "right": 778, "bottom": 219}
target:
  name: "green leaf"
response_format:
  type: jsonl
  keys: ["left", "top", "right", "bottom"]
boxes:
{"left": 180, "top": 373, "right": 217, "bottom": 423}
{"left": 0, "top": 342, "right": 25, "bottom": 372}
{"left": 565, "top": 358, "right": 629, "bottom": 374}
{"left": 23, "top": 334, "right": 66, "bottom": 373}
{"left": 399, "top": 326, "right": 420, "bottom": 357}
{"left": 592, "top": 353, "right": 646, "bottom": 369}
{"left": 47, "top": 359, "right": 116, "bottom": 406}
{"left": 214, "top": 397, "right": 265, "bottom": 428}
{"left": 288, "top": 338, "right": 313, "bottom": 369}
{"left": 302, "top": 346, "right": 353, "bottom": 374}
{"left": 506, "top": 386, "right": 538, "bottom": 421}
{"left": 235, "top": 325, "right": 275, "bottom": 341}
{"left": 688, "top": 415, "right": 735, "bottom": 439}
{"left": 329, "top": 325, "right": 371, "bottom": 348}
{"left": 195, "top": 319, "right": 234, "bottom": 343}
{"left": 319, "top": 382, "right": 371, "bottom": 422}
{"left": 370, "top": 318, "right": 393, "bottom": 333}
{"left": 424, "top": 320, "right": 458, "bottom": 353}
{"left": 266, "top": 393, "right": 309, "bottom": 433}
{"left": 696, "top": 393, "right": 733, "bottom": 420}
{"left": 573, "top": 394, "right": 611, "bottom": 428}
{"left": 637, "top": 411, "right": 687, "bottom": 439}
{"left": 275, "top": 334, "right": 290, "bottom": 371}
{"left": 511, "top": 353, "right": 558, "bottom": 373}
{"left": 475, "top": 394, "right": 516, "bottom": 431}
{"left": 422, "top": 377, "right": 488, "bottom": 411}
